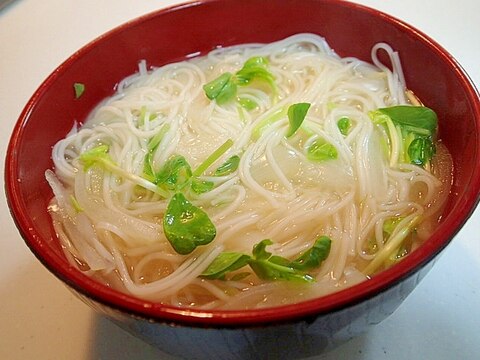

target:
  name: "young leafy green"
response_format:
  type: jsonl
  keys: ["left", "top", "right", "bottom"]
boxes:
{"left": 238, "top": 97, "right": 258, "bottom": 111}
{"left": 200, "top": 252, "right": 251, "bottom": 280}
{"left": 203, "top": 72, "right": 237, "bottom": 104}
{"left": 79, "top": 145, "right": 169, "bottom": 198}
{"left": 154, "top": 141, "right": 235, "bottom": 254}
{"left": 80, "top": 144, "right": 111, "bottom": 170}
{"left": 408, "top": 137, "right": 435, "bottom": 166}
{"left": 337, "top": 116, "right": 351, "bottom": 136}
{"left": 203, "top": 56, "right": 276, "bottom": 105}
{"left": 74, "top": 83, "right": 85, "bottom": 99}
{"left": 214, "top": 155, "right": 240, "bottom": 176}
{"left": 163, "top": 192, "right": 217, "bottom": 255}
{"left": 144, "top": 138, "right": 233, "bottom": 197}
{"left": 155, "top": 155, "right": 193, "bottom": 191}
{"left": 249, "top": 239, "right": 315, "bottom": 283}
{"left": 80, "top": 145, "right": 221, "bottom": 255}
{"left": 200, "top": 236, "right": 332, "bottom": 283}
{"left": 369, "top": 105, "right": 438, "bottom": 167}
{"left": 288, "top": 236, "right": 332, "bottom": 271}
{"left": 143, "top": 152, "right": 157, "bottom": 183}
{"left": 143, "top": 124, "right": 170, "bottom": 182}
{"left": 249, "top": 257, "right": 315, "bottom": 282}
{"left": 375, "top": 106, "right": 437, "bottom": 135}
{"left": 252, "top": 239, "right": 274, "bottom": 260}
{"left": 307, "top": 138, "right": 338, "bottom": 162}
{"left": 235, "top": 56, "right": 275, "bottom": 88}
{"left": 286, "top": 103, "right": 311, "bottom": 138}
{"left": 191, "top": 178, "right": 215, "bottom": 194}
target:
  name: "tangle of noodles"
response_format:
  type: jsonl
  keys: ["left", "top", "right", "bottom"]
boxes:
{"left": 46, "top": 34, "right": 452, "bottom": 309}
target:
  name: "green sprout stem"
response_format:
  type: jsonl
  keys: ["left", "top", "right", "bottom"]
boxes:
{"left": 192, "top": 139, "right": 234, "bottom": 177}
{"left": 363, "top": 216, "right": 419, "bottom": 276}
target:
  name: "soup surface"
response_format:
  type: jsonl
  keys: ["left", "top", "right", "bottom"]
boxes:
{"left": 47, "top": 34, "right": 452, "bottom": 309}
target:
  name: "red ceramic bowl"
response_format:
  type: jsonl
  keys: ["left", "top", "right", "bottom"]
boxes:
{"left": 5, "top": 0, "right": 480, "bottom": 358}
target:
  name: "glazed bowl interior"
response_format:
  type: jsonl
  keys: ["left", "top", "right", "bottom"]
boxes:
{"left": 5, "top": 0, "right": 480, "bottom": 327}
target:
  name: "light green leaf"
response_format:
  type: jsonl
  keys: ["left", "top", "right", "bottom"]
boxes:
{"left": 203, "top": 72, "right": 236, "bottom": 104}
{"left": 79, "top": 144, "right": 114, "bottom": 171}
{"left": 156, "top": 155, "right": 192, "bottom": 191}
{"left": 214, "top": 155, "right": 240, "bottom": 176}
{"left": 408, "top": 137, "right": 435, "bottom": 166}
{"left": 74, "top": 83, "right": 85, "bottom": 99}
{"left": 238, "top": 97, "right": 258, "bottom": 111}
{"left": 376, "top": 106, "right": 437, "bottom": 135}
{"left": 201, "top": 252, "right": 251, "bottom": 279}
{"left": 337, "top": 116, "right": 351, "bottom": 136}
{"left": 191, "top": 179, "right": 215, "bottom": 194}
{"left": 286, "top": 103, "right": 311, "bottom": 138}
{"left": 289, "top": 236, "right": 331, "bottom": 271}
{"left": 252, "top": 239, "right": 273, "bottom": 260}
{"left": 307, "top": 139, "right": 337, "bottom": 162}
{"left": 163, "top": 193, "right": 216, "bottom": 255}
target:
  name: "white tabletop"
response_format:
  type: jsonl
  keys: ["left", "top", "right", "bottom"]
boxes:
{"left": 1, "top": 1, "right": 479, "bottom": 359}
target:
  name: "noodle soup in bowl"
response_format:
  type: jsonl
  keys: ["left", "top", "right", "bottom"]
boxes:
{"left": 5, "top": 0, "right": 480, "bottom": 358}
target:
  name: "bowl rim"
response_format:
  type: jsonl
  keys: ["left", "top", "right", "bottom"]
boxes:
{"left": 5, "top": 0, "right": 480, "bottom": 328}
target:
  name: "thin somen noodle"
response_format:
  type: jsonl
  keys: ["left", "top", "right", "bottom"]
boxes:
{"left": 46, "top": 34, "right": 452, "bottom": 309}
